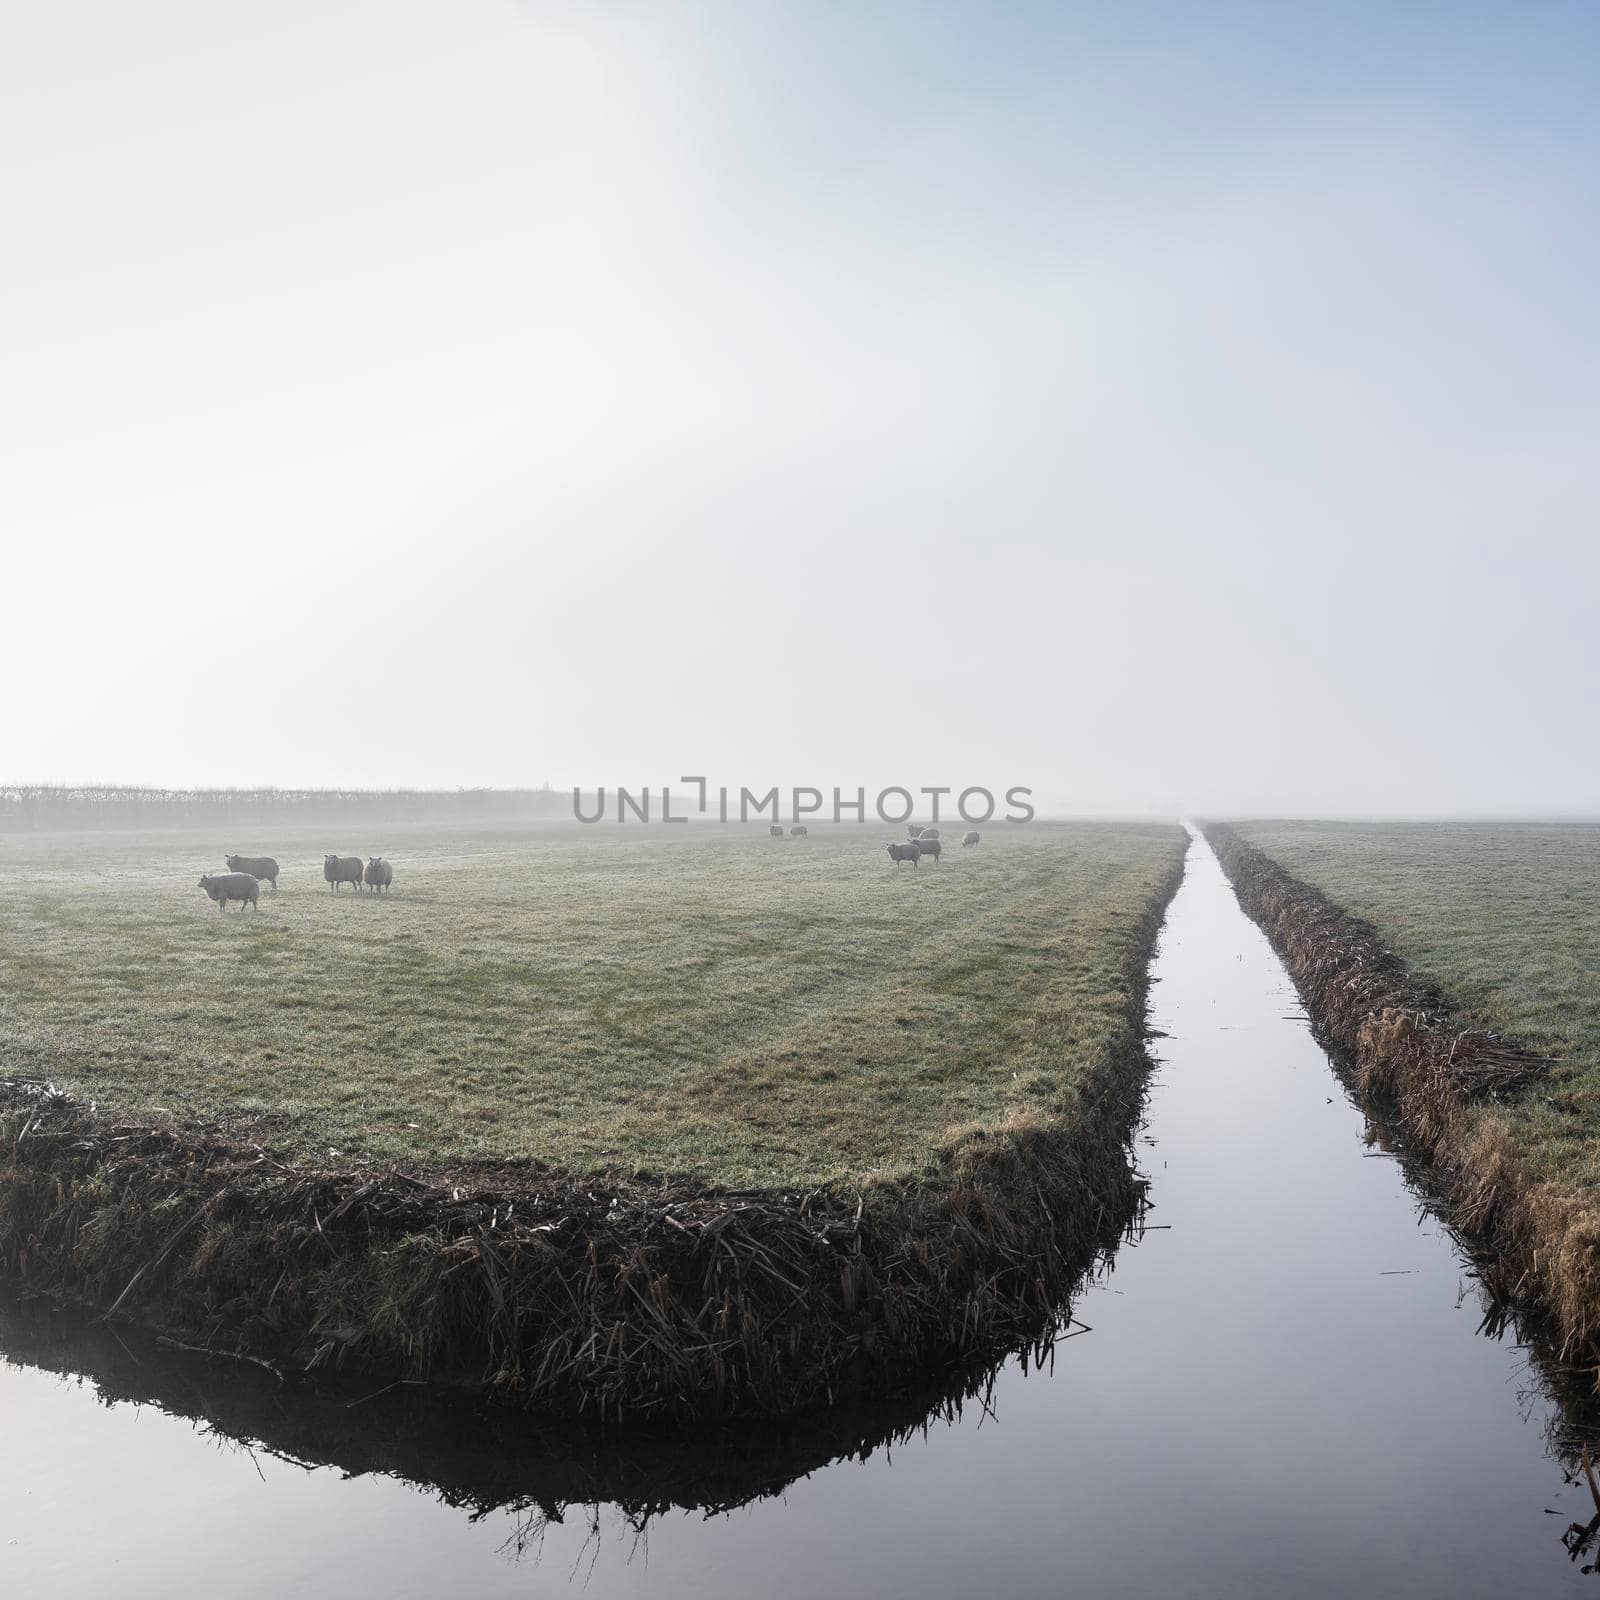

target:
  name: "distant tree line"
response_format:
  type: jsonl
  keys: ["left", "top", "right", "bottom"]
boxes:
{"left": 0, "top": 786, "right": 582, "bottom": 833}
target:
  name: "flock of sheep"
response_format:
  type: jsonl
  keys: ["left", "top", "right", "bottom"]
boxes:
{"left": 197, "top": 825, "right": 979, "bottom": 911}
{"left": 885, "top": 825, "right": 979, "bottom": 866}
{"left": 763, "top": 823, "right": 980, "bottom": 864}
{"left": 196, "top": 852, "right": 396, "bottom": 911}
{"left": 323, "top": 853, "right": 394, "bottom": 893}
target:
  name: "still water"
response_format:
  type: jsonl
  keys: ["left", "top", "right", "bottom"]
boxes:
{"left": 3, "top": 832, "right": 1596, "bottom": 1597}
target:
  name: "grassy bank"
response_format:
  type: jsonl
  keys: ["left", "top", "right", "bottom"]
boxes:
{"left": 0, "top": 820, "right": 1187, "bottom": 1419}
{"left": 1204, "top": 820, "right": 1600, "bottom": 1377}
{"left": 0, "top": 820, "right": 1184, "bottom": 1186}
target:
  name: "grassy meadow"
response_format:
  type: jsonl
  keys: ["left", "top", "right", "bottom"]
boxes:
{"left": 1231, "top": 820, "right": 1600, "bottom": 1193}
{"left": 0, "top": 820, "right": 1186, "bottom": 1189}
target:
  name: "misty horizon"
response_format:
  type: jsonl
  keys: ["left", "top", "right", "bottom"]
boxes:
{"left": 2, "top": 779, "right": 1595, "bottom": 828}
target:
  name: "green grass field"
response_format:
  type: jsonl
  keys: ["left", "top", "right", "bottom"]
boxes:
{"left": 0, "top": 821, "right": 1185, "bottom": 1189}
{"left": 1230, "top": 820, "right": 1600, "bottom": 1193}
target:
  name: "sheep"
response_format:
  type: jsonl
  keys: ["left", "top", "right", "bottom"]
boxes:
{"left": 199, "top": 871, "right": 259, "bottom": 912}
{"left": 962, "top": 830, "right": 980, "bottom": 847}
{"left": 324, "top": 854, "right": 364, "bottom": 891}
{"left": 914, "top": 836, "right": 942, "bottom": 863}
{"left": 886, "top": 842, "right": 920, "bottom": 866}
{"left": 225, "top": 854, "right": 279, "bottom": 889}
{"left": 790, "top": 825, "right": 808, "bottom": 836}
{"left": 918, "top": 827, "right": 940, "bottom": 840}
{"left": 769, "top": 825, "right": 785, "bottom": 838}
{"left": 364, "top": 856, "right": 393, "bottom": 893}
{"left": 907, "top": 826, "right": 922, "bottom": 840}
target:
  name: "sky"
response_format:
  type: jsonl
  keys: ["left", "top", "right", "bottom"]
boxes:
{"left": 3, "top": 0, "right": 1597, "bottom": 815}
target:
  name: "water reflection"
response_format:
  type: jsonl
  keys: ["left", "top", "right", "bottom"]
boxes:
{"left": 0, "top": 1293, "right": 1086, "bottom": 1546}
{"left": 1350, "top": 1114, "right": 1600, "bottom": 1575}
{"left": 5, "top": 1119, "right": 1599, "bottom": 1594}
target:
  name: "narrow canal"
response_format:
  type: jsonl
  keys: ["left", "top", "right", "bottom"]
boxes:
{"left": 2, "top": 830, "right": 1595, "bottom": 1596}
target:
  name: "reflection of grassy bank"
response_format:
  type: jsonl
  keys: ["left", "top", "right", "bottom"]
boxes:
{"left": 0, "top": 1294, "right": 1061, "bottom": 1539}
{"left": 1205, "top": 821, "right": 1600, "bottom": 1383}
{"left": 0, "top": 822, "right": 1186, "bottom": 1420}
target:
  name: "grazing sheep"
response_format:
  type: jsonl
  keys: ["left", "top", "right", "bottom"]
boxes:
{"left": 790, "top": 825, "right": 808, "bottom": 836}
{"left": 917, "top": 827, "right": 940, "bottom": 840}
{"left": 915, "top": 836, "right": 942, "bottom": 863}
{"left": 199, "top": 871, "right": 259, "bottom": 912}
{"left": 769, "top": 825, "right": 785, "bottom": 837}
{"left": 225, "top": 854, "right": 279, "bottom": 889}
{"left": 886, "top": 841, "right": 920, "bottom": 866}
{"left": 324, "top": 853, "right": 364, "bottom": 891}
{"left": 364, "top": 856, "right": 393, "bottom": 892}
{"left": 962, "top": 830, "right": 980, "bottom": 847}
